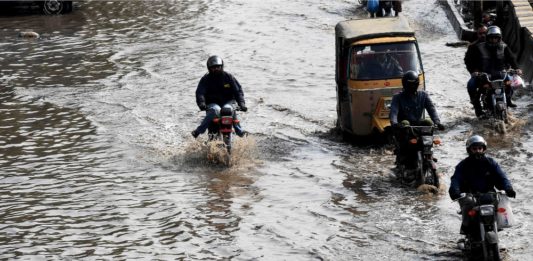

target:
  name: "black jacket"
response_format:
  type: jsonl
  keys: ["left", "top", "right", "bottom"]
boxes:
{"left": 195, "top": 71, "right": 245, "bottom": 108}
{"left": 449, "top": 156, "right": 513, "bottom": 200}
{"left": 465, "top": 42, "right": 518, "bottom": 78}
{"left": 389, "top": 90, "right": 440, "bottom": 125}
{"left": 464, "top": 39, "right": 484, "bottom": 74}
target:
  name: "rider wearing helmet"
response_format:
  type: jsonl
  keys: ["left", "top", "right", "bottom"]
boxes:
{"left": 449, "top": 135, "right": 515, "bottom": 201}
{"left": 192, "top": 55, "right": 247, "bottom": 138}
{"left": 389, "top": 71, "right": 444, "bottom": 164}
{"left": 449, "top": 135, "right": 516, "bottom": 235}
{"left": 390, "top": 71, "right": 444, "bottom": 130}
{"left": 465, "top": 26, "right": 522, "bottom": 113}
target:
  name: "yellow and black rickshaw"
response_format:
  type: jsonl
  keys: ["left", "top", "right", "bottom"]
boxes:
{"left": 335, "top": 16, "right": 425, "bottom": 139}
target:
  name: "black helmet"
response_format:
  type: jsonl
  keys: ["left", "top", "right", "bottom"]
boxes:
{"left": 206, "top": 55, "right": 224, "bottom": 69}
{"left": 465, "top": 135, "right": 487, "bottom": 155}
{"left": 402, "top": 70, "right": 419, "bottom": 94}
{"left": 486, "top": 26, "right": 502, "bottom": 47}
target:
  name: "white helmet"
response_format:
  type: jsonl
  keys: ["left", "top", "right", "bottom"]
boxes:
{"left": 486, "top": 26, "right": 502, "bottom": 47}
{"left": 465, "top": 135, "right": 487, "bottom": 155}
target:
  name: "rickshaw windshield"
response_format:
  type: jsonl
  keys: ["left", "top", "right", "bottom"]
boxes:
{"left": 349, "top": 42, "right": 421, "bottom": 80}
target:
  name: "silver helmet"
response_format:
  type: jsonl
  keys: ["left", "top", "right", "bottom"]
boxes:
{"left": 465, "top": 135, "right": 487, "bottom": 155}
{"left": 206, "top": 55, "right": 224, "bottom": 69}
{"left": 486, "top": 26, "right": 502, "bottom": 47}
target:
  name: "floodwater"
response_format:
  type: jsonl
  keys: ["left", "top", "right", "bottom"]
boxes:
{"left": 1, "top": 0, "right": 531, "bottom": 260}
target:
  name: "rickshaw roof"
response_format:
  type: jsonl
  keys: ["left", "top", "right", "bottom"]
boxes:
{"left": 335, "top": 16, "right": 415, "bottom": 43}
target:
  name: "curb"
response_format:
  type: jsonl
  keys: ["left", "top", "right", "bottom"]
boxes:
{"left": 441, "top": 0, "right": 475, "bottom": 41}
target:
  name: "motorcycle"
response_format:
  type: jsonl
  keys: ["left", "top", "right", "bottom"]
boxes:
{"left": 476, "top": 69, "right": 520, "bottom": 134}
{"left": 454, "top": 191, "right": 514, "bottom": 261}
{"left": 394, "top": 125, "right": 441, "bottom": 188}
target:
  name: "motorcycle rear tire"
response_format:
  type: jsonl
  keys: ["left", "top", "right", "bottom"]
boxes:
{"left": 223, "top": 133, "right": 232, "bottom": 154}
{"left": 489, "top": 243, "right": 501, "bottom": 261}
{"left": 426, "top": 166, "right": 439, "bottom": 188}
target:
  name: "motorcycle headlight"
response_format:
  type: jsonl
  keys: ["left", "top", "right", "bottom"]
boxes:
{"left": 494, "top": 88, "right": 502, "bottom": 95}
{"left": 422, "top": 136, "right": 433, "bottom": 146}
{"left": 480, "top": 205, "right": 494, "bottom": 216}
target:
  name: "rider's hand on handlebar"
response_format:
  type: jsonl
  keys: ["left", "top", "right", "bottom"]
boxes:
{"left": 436, "top": 123, "right": 445, "bottom": 131}
{"left": 451, "top": 192, "right": 465, "bottom": 201}
{"left": 505, "top": 189, "right": 516, "bottom": 198}
{"left": 199, "top": 103, "right": 207, "bottom": 111}
{"left": 239, "top": 104, "right": 247, "bottom": 112}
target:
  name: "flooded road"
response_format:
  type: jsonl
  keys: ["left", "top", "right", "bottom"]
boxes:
{"left": 1, "top": 0, "right": 532, "bottom": 259}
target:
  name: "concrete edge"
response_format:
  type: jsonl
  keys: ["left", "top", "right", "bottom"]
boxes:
{"left": 441, "top": 0, "right": 475, "bottom": 41}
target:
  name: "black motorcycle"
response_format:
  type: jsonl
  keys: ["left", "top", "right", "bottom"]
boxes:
{"left": 394, "top": 125, "right": 441, "bottom": 188}
{"left": 476, "top": 70, "right": 519, "bottom": 133}
{"left": 454, "top": 192, "right": 511, "bottom": 261}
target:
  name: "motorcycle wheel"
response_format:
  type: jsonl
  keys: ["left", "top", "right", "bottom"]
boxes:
{"left": 223, "top": 133, "right": 232, "bottom": 154}
{"left": 222, "top": 133, "right": 232, "bottom": 166}
{"left": 415, "top": 152, "right": 425, "bottom": 187}
{"left": 500, "top": 108, "right": 508, "bottom": 124}
{"left": 494, "top": 121, "right": 506, "bottom": 134}
{"left": 488, "top": 243, "right": 501, "bottom": 261}
{"left": 424, "top": 166, "right": 439, "bottom": 188}
{"left": 469, "top": 243, "right": 484, "bottom": 261}
{"left": 495, "top": 102, "right": 506, "bottom": 121}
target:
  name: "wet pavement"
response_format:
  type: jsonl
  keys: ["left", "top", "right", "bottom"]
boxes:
{"left": 0, "top": 0, "right": 532, "bottom": 260}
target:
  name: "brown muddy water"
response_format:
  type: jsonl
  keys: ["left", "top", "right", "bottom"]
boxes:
{"left": 0, "top": 0, "right": 532, "bottom": 260}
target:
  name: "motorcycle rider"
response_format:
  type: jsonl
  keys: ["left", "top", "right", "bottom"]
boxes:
{"left": 449, "top": 135, "right": 516, "bottom": 233}
{"left": 191, "top": 55, "right": 247, "bottom": 138}
{"left": 390, "top": 71, "right": 445, "bottom": 164}
{"left": 464, "top": 26, "right": 487, "bottom": 117}
{"left": 465, "top": 26, "right": 522, "bottom": 115}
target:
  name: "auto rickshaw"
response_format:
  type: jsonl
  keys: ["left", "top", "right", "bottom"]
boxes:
{"left": 335, "top": 16, "right": 425, "bottom": 139}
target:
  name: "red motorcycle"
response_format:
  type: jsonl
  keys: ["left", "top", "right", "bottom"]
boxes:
{"left": 207, "top": 106, "right": 243, "bottom": 154}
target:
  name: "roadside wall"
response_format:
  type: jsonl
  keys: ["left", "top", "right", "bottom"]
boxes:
{"left": 442, "top": 0, "right": 476, "bottom": 41}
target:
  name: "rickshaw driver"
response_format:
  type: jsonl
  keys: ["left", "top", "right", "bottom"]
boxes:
{"left": 358, "top": 50, "right": 403, "bottom": 79}
{"left": 390, "top": 71, "right": 445, "bottom": 164}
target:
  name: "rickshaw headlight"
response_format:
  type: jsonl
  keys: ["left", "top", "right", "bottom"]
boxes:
{"left": 384, "top": 100, "right": 392, "bottom": 110}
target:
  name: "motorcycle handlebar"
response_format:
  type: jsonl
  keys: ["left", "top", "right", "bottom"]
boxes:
{"left": 474, "top": 68, "right": 522, "bottom": 78}
{"left": 198, "top": 106, "right": 246, "bottom": 112}
{"left": 453, "top": 191, "right": 508, "bottom": 202}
